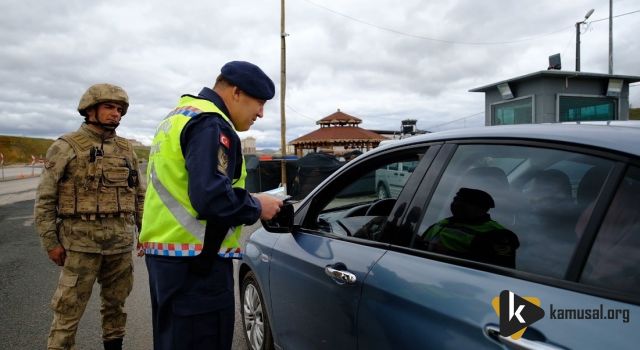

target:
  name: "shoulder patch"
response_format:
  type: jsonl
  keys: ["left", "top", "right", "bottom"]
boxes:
{"left": 220, "top": 133, "right": 230, "bottom": 149}
{"left": 217, "top": 148, "right": 229, "bottom": 176}
{"left": 44, "top": 160, "right": 56, "bottom": 169}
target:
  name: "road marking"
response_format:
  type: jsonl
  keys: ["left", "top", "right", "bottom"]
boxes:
{"left": 6, "top": 215, "right": 34, "bottom": 221}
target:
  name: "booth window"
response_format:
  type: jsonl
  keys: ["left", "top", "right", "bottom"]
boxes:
{"left": 559, "top": 96, "right": 617, "bottom": 122}
{"left": 491, "top": 97, "right": 533, "bottom": 125}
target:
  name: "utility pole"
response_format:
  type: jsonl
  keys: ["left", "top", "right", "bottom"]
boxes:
{"left": 280, "top": 0, "right": 288, "bottom": 190}
{"left": 609, "top": 0, "right": 613, "bottom": 74}
{"left": 575, "top": 21, "right": 581, "bottom": 72}
{"left": 575, "top": 9, "right": 594, "bottom": 72}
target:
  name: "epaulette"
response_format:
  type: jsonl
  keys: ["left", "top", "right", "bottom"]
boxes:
{"left": 59, "top": 132, "right": 93, "bottom": 155}
{"left": 115, "top": 136, "right": 131, "bottom": 152}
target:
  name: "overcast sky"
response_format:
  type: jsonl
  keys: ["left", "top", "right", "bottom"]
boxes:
{"left": 1, "top": 0, "right": 638, "bottom": 149}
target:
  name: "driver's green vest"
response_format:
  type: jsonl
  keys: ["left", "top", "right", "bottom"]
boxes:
{"left": 139, "top": 95, "right": 247, "bottom": 258}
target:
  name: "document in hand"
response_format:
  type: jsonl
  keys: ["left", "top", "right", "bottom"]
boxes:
{"left": 262, "top": 186, "right": 291, "bottom": 200}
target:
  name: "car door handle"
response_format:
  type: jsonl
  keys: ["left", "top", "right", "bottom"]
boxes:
{"left": 484, "top": 325, "right": 564, "bottom": 350}
{"left": 325, "top": 264, "right": 357, "bottom": 285}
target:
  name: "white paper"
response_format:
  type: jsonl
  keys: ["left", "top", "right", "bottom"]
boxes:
{"left": 262, "top": 185, "right": 291, "bottom": 200}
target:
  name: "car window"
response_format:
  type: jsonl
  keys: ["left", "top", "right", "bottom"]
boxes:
{"left": 487, "top": 157, "right": 525, "bottom": 175}
{"left": 580, "top": 165, "right": 640, "bottom": 295}
{"left": 373, "top": 160, "right": 419, "bottom": 200}
{"left": 307, "top": 148, "right": 427, "bottom": 240}
{"left": 401, "top": 160, "right": 418, "bottom": 172}
{"left": 546, "top": 159, "right": 593, "bottom": 198}
{"left": 413, "top": 144, "right": 614, "bottom": 278}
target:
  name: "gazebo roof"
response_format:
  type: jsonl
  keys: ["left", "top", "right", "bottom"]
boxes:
{"left": 317, "top": 109, "right": 362, "bottom": 125}
{"left": 290, "top": 126, "right": 386, "bottom": 145}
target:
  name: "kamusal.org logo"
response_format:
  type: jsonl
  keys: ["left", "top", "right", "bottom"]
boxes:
{"left": 493, "top": 290, "right": 633, "bottom": 340}
{"left": 549, "top": 304, "right": 630, "bottom": 323}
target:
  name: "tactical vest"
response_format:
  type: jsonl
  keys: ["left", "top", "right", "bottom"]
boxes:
{"left": 57, "top": 130, "right": 138, "bottom": 218}
{"left": 140, "top": 95, "right": 247, "bottom": 258}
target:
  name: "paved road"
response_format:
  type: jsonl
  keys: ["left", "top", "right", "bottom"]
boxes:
{"left": 0, "top": 177, "right": 251, "bottom": 349}
{"left": 0, "top": 165, "right": 43, "bottom": 181}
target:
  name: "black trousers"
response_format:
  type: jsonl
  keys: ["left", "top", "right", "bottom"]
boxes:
{"left": 146, "top": 254, "right": 235, "bottom": 350}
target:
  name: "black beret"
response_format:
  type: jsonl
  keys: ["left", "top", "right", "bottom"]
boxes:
{"left": 220, "top": 61, "right": 275, "bottom": 100}
{"left": 454, "top": 187, "right": 495, "bottom": 209}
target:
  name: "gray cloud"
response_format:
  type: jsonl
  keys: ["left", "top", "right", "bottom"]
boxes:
{"left": 1, "top": 0, "right": 638, "bottom": 149}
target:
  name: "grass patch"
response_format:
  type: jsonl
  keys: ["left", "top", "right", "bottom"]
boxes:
{"left": 0, "top": 135, "right": 149, "bottom": 165}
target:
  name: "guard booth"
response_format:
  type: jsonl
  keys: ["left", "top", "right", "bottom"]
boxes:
{"left": 470, "top": 70, "right": 640, "bottom": 125}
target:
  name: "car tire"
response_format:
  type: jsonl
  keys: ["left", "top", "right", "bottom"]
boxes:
{"left": 377, "top": 184, "right": 390, "bottom": 199}
{"left": 241, "top": 271, "right": 274, "bottom": 350}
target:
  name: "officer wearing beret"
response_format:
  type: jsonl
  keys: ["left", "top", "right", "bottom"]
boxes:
{"left": 139, "top": 61, "right": 283, "bottom": 350}
{"left": 421, "top": 188, "right": 520, "bottom": 268}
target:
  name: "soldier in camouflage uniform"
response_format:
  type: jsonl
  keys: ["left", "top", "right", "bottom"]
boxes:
{"left": 34, "top": 83, "right": 146, "bottom": 350}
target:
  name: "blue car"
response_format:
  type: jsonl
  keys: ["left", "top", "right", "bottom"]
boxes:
{"left": 239, "top": 123, "right": 640, "bottom": 350}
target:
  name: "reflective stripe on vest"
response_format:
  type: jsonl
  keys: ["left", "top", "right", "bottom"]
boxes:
{"left": 140, "top": 95, "right": 247, "bottom": 258}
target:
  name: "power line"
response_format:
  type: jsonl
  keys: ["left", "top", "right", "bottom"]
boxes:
{"left": 302, "top": 0, "right": 639, "bottom": 46}
{"left": 588, "top": 9, "right": 640, "bottom": 23}
{"left": 302, "top": 0, "right": 572, "bottom": 45}
{"left": 565, "top": 9, "right": 640, "bottom": 70}
{"left": 426, "top": 112, "right": 484, "bottom": 130}
{"left": 560, "top": 27, "right": 576, "bottom": 55}
{"left": 286, "top": 104, "right": 317, "bottom": 121}
{"left": 286, "top": 103, "right": 475, "bottom": 132}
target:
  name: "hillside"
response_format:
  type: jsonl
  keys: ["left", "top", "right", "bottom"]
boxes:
{"left": 0, "top": 135, "right": 54, "bottom": 164}
{"left": 0, "top": 135, "right": 149, "bottom": 165}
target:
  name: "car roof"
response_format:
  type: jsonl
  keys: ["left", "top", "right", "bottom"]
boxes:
{"left": 376, "top": 123, "right": 640, "bottom": 157}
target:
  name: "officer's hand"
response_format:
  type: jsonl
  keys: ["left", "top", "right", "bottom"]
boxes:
{"left": 253, "top": 193, "right": 284, "bottom": 221}
{"left": 136, "top": 242, "right": 145, "bottom": 257}
{"left": 47, "top": 246, "right": 66, "bottom": 266}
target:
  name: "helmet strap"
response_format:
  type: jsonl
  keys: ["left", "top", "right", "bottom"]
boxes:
{"left": 86, "top": 120, "right": 120, "bottom": 131}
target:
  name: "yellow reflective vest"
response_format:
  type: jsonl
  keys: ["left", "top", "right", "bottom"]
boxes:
{"left": 140, "top": 95, "right": 247, "bottom": 258}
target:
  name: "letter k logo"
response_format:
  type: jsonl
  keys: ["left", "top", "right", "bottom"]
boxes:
{"left": 492, "top": 290, "right": 545, "bottom": 339}
{"left": 509, "top": 291, "right": 526, "bottom": 323}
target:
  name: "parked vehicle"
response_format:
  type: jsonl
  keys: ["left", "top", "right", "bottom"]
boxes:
{"left": 239, "top": 124, "right": 640, "bottom": 350}
{"left": 374, "top": 159, "right": 417, "bottom": 198}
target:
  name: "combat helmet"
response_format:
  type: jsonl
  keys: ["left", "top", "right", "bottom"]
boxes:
{"left": 77, "top": 83, "right": 129, "bottom": 117}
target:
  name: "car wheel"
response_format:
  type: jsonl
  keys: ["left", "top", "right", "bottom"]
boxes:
{"left": 241, "top": 271, "right": 274, "bottom": 350}
{"left": 377, "top": 184, "right": 390, "bottom": 199}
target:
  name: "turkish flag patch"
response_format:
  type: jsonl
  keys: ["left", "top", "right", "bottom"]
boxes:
{"left": 220, "top": 133, "right": 230, "bottom": 149}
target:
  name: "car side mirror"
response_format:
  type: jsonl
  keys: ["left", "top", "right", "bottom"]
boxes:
{"left": 261, "top": 202, "right": 295, "bottom": 233}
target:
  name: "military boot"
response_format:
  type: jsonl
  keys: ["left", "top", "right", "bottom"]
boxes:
{"left": 103, "top": 338, "right": 123, "bottom": 350}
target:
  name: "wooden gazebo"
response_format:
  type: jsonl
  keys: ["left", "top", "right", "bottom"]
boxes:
{"left": 289, "top": 109, "right": 386, "bottom": 157}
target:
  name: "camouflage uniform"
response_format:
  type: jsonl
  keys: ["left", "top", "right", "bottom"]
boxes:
{"left": 34, "top": 86, "right": 145, "bottom": 350}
